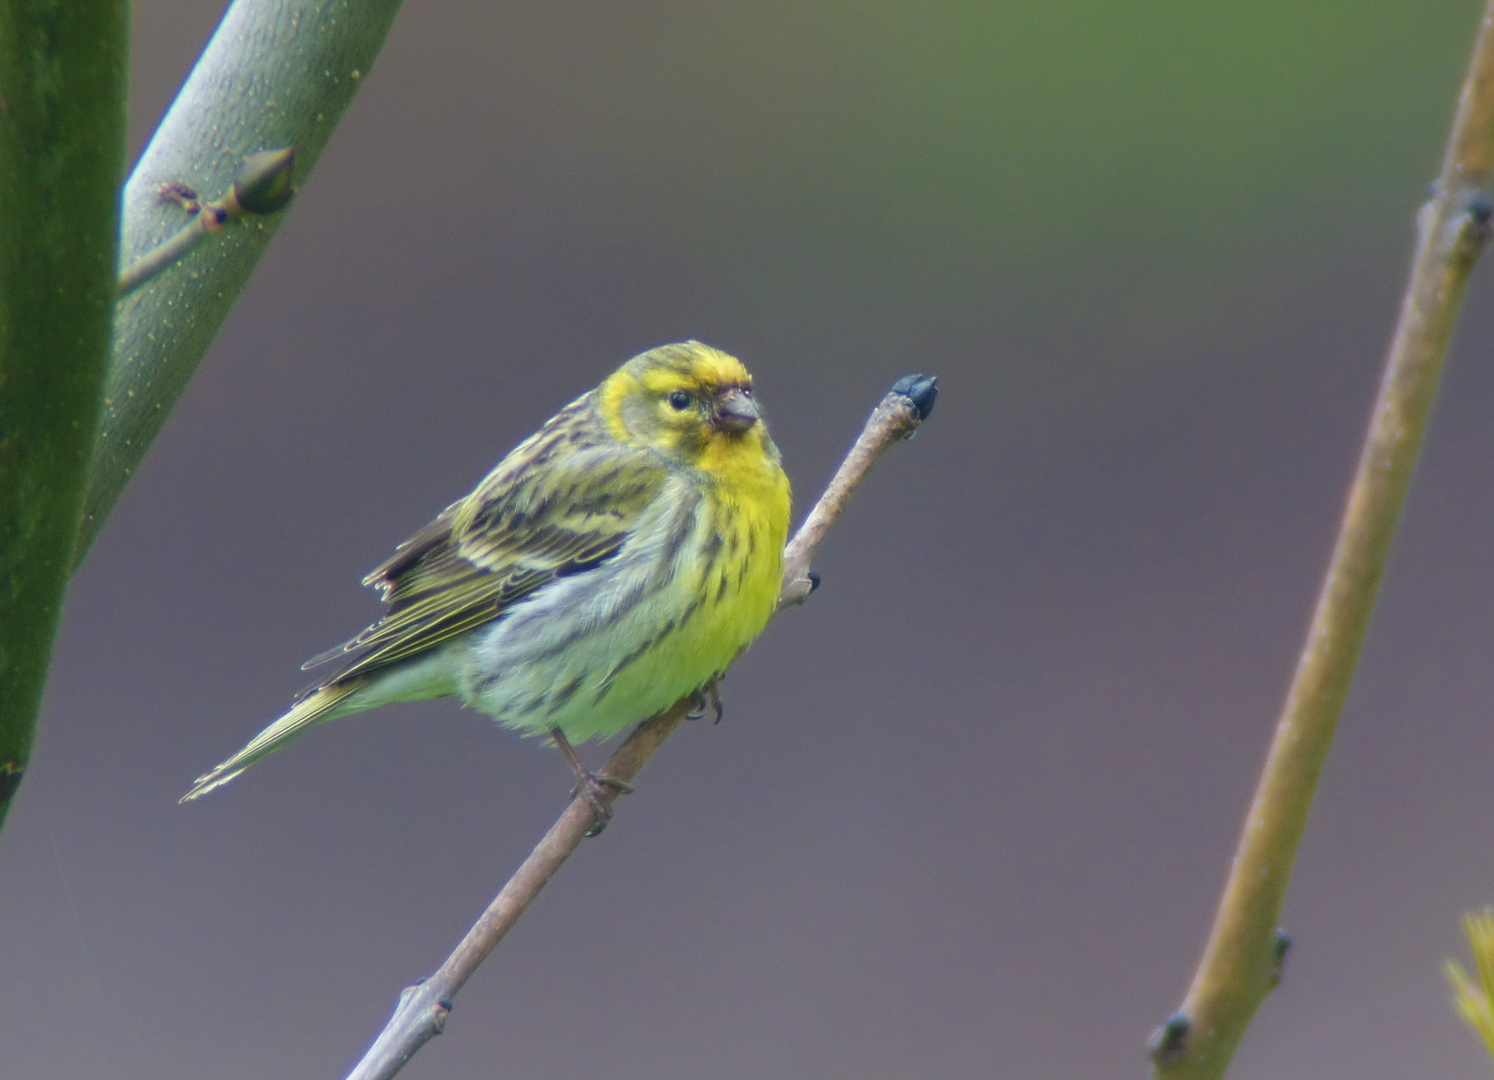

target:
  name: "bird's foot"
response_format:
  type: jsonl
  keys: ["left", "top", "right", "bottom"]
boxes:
{"left": 686, "top": 681, "right": 724, "bottom": 724}
{"left": 570, "top": 771, "right": 636, "bottom": 836}
{"left": 551, "top": 728, "right": 633, "bottom": 836}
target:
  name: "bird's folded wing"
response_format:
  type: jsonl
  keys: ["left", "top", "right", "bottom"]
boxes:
{"left": 305, "top": 443, "right": 669, "bottom": 685}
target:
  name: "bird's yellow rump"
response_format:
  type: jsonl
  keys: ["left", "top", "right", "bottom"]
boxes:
{"left": 183, "top": 342, "right": 792, "bottom": 802}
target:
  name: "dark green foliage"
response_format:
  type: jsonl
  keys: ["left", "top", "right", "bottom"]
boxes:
{"left": 0, "top": 0, "right": 129, "bottom": 827}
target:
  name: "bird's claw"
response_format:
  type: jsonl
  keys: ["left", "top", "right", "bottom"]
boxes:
{"left": 571, "top": 771, "right": 635, "bottom": 836}
{"left": 686, "top": 681, "right": 724, "bottom": 724}
{"left": 551, "top": 727, "right": 633, "bottom": 836}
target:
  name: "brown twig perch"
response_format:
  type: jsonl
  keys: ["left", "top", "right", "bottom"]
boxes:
{"left": 115, "top": 148, "right": 296, "bottom": 297}
{"left": 1149, "top": 5, "right": 1494, "bottom": 1077}
{"left": 343, "top": 373, "right": 938, "bottom": 1080}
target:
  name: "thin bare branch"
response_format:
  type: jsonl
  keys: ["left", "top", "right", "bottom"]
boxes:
{"left": 117, "top": 149, "right": 297, "bottom": 297}
{"left": 343, "top": 374, "right": 937, "bottom": 1080}
{"left": 779, "top": 373, "right": 937, "bottom": 609}
{"left": 1150, "top": 5, "right": 1494, "bottom": 1076}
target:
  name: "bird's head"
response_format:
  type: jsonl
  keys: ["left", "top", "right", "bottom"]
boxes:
{"left": 598, "top": 342, "right": 780, "bottom": 470}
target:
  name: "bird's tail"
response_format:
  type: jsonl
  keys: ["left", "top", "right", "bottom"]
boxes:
{"left": 180, "top": 682, "right": 364, "bottom": 802}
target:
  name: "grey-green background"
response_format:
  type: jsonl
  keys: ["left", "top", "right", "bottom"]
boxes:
{"left": 5, "top": 2, "right": 1494, "bottom": 1077}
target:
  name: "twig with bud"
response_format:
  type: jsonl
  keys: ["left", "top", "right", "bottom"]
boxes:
{"left": 116, "top": 147, "right": 295, "bottom": 296}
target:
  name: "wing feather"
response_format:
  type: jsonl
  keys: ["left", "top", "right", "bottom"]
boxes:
{"left": 307, "top": 403, "right": 669, "bottom": 686}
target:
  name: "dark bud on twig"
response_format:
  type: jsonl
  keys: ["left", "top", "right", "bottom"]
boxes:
{"left": 233, "top": 148, "right": 296, "bottom": 215}
{"left": 1447, "top": 188, "right": 1494, "bottom": 263}
{"left": 1268, "top": 927, "right": 1292, "bottom": 989}
{"left": 890, "top": 374, "right": 938, "bottom": 421}
{"left": 1146, "top": 1011, "right": 1190, "bottom": 1068}
{"left": 806, "top": 569, "right": 821, "bottom": 594}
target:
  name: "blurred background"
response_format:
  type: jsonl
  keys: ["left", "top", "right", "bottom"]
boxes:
{"left": 5, "top": 1, "right": 1494, "bottom": 1076}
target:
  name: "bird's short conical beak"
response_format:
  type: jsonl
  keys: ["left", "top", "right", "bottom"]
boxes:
{"left": 713, "top": 388, "right": 759, "bottom": 433}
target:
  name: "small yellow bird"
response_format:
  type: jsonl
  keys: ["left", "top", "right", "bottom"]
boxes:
{"left": 182, "top": 342, "right": 792, "bottom": 822}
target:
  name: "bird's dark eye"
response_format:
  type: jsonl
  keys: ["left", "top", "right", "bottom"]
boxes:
{"left": 668, "top": 391, "right": 691, "bottom": 410}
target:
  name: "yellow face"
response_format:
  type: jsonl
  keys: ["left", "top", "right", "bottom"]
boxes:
{"left": 599, "top": 342, "right": 779, "bottom": 469}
